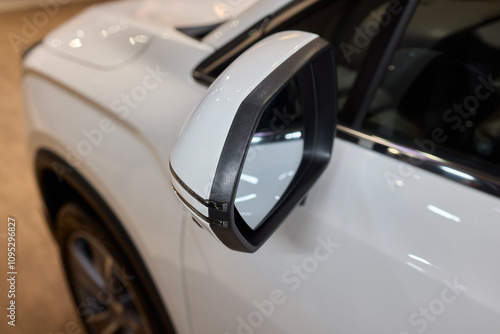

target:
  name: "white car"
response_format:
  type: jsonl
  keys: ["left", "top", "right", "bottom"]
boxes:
{"left": 22, "top": 0, "right": 500, "bottom": 333}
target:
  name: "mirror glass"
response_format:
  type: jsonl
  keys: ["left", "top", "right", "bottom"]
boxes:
{"left": 235, "top": 78, "right": 305, "bottom": 230}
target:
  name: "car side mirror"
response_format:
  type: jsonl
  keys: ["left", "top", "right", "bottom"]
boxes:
{"left": 170, "top": 31, "right": 337, "bottom": 253}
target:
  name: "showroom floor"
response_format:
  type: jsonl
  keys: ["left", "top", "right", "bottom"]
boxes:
{"left": 0, "top": 2, "right": 109, "bottom": 333}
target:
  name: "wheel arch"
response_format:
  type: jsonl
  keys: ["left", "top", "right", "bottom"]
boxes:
{"left": 35, "top": 148, "right": 177, "bottom": 334}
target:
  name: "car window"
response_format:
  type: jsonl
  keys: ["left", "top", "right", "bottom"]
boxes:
{"left": 273, "top": 0, "right": 391, "bottom": 111}
{"left": 195, "top": 0, "right": 391, "bottom": 111}
{"left": 362, "top": 0, "right": 500, "bottom": 174}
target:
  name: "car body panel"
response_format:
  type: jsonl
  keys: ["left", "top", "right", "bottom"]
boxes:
{"left": 25, "top": 12, "right": 211, "bottom": 168}
{"left": 184, "top": 138, "right": 500, "bottom": 333}
{"left": 22, "top": 71, "right": 195, "bottom": 332}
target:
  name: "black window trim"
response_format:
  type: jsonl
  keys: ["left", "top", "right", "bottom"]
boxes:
{"left": 192, "top": 0, "right": 323, "bottom": 86}
{"left": 194, "top": 0, "right": 419, "bottom": 123}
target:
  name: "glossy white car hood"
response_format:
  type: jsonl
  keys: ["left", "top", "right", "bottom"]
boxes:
{"left": 88, "top": 0, "right": 259, "bottom": 27}
{"left": 42, "top": 0, "right": 258, "bottom": 68}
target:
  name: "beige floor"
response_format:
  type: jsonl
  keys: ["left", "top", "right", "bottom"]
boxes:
{"left": 0, "top": 3, "right": 110, "bottom": 333}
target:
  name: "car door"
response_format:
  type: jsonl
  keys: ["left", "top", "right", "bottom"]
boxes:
{"left": 181, "top": 1, "right": 500, "bottom": 333}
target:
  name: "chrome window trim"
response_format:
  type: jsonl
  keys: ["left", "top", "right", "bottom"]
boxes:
{"left": 337, "top": 125, "right": 500, "bottom": 198}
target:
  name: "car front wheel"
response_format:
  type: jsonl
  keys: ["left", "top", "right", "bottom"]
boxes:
{"left": 55, "top": 202, "right": 161, "bottom": 334}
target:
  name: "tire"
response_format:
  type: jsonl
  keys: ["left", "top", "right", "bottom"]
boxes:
{"left": 55, "top": 202, "right": 165, "bottom": 334}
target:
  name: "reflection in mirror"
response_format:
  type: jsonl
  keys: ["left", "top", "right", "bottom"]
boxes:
{"left": 235, "top": 78, "right": 304, "bottom": 230}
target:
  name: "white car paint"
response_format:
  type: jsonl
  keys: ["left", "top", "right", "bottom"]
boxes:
{"left": 184, "top": 136, "right": 500, "bottom": 333}
{"left": 170, "top": 31, "right": 317, "bottom": 205}
{"left": 21, "top": 0, "right": 500, "bottom": 333}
